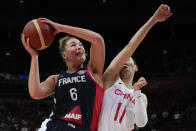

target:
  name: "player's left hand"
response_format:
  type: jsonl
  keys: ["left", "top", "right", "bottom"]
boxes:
{"left": 39, "top": 17, "right": 60, "bottom": 35}
{"left": 133, "top": 77, "right": 147, "bottom": 90}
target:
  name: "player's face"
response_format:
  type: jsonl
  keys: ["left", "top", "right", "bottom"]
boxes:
{"left": 64, "top": 38, "right": 86, "bottom": 65}
{"left": 120, "top": 58, "right": 136, "bottom": 79}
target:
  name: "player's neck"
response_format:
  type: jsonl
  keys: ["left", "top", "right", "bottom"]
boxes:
{"left": 122, "top": 78, "right": 133, "bottom": 90}
{"left": 66, "top": 63, "right": 83, "bottom": 73}
{"left": 67, "top": 66, "right": 79, "bottom": 73}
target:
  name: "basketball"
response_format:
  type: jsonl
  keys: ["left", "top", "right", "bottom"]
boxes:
{"left": 23, "top": 18, "right": 55, "bottom": 50}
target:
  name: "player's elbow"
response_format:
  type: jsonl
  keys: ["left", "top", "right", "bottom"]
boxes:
{"left": 28, "top": 87, "right": 43, "bottom": 100}
{"left": 94, "top": 34, "right": 105, "bottom": 45}
{"left": 29, "top": 92, "right": 42, "bottom": 100}
{"left": 136, "top": 118, "right": 148, "bottom": 127}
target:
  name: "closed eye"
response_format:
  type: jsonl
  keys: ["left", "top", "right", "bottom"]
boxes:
{"left": 71, "top": 44, "right": 76, "bottom": 47}
{"left": 79, "top": 42, "right": 83, "bottom": 47}
{"left": 123, "top": 64, "right": 129, "bottom": 68}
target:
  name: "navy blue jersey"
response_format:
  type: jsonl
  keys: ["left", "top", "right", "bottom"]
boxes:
{"left": 50, "top": 68, "right": 103, "bottom": 131}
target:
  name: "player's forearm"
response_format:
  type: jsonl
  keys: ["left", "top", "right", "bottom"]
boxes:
{"left": 134, "top": 90, "right": 148, "bottom": 127}
{"left": 127, "top": 15, "right": 157, "bottom": 54}
{"left": 28, "top": 55, "right": 42, "bottom": 99}
{"left": 104, "top": 16, "right": 157, "bottom": 78}
{"left": 57, "top": 24, "right": 103, "bottom": 44}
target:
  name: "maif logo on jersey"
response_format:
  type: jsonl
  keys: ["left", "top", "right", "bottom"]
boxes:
{"left": 60, "top": 105, "right": 82, "bottom": 125}
{"left": 78, "top": 70, "right": 86, "bottom": 75}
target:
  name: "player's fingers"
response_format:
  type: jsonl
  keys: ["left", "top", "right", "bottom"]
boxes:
{"left": 21, "top": 33, "right": 27, "bottom": 46}
{"left": 162, "top": 13, "right": 172, "bottom": 20}
{"left": 39, "top": 18, "right": 52, "bottom": 24}
{"left": 136, "top": 80, "right": 147, "bottom": 85}
{"left": 139, "top": 80, "right": 147, "bottom": 85}
{"left": 21, "top": 34, "right": 33, "bottom": 52}
{"left": 140, "top": 78, "right": 147, "bottom": 84}
{"left": 26, "top": 38, "right": 30, "bottom": 47}
{"left": 159, "top": 5, "right": 169, "bottom": 13}
{"left": 39, "top": 19, "right": 47, "bottom": 24}
{"left": 138, "top": 77, "right": 145, "bottom": 82}
{"left": 160, "top": 4, "right": 167, "bottom": 11}
{"left": 38, "top": 17, "right": 47, "bottom": 21}
{"left": 167, "top": 12, "right": 172, "bottom": 16}
{"left": 143, "top": 81, "right": 147, "bottom": 86}
{"left": 134, "top": 82, "right": 146, "bottom": 89}
{"left": 167, "top": 6, "right": 171, "bottom": 12}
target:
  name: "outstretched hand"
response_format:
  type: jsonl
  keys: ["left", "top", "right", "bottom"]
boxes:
{"left": 21, "top": 34, "right": 38, "bottom": 57}
{"left": 133, "top": 77, "right": 147, "bottom": 91}
{"left": 153, "top": 4, "right": 172, "bottom": 23}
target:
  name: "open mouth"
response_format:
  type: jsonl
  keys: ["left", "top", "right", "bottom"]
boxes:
{"left": 76, "top": 51, "right": 84, "bottom": 56}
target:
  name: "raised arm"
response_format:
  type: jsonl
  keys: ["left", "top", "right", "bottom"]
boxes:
{"left": 40, "top": 18, "right": 105, "bottom": 85}
{"left": 21, "top": 35, "right": 58, "bottom": 99}
{"left": 103, "top": 4, "right": 172, "bottom": 91}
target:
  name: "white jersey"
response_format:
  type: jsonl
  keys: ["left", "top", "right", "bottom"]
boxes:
{"left": 98, "top": 79, "right": 136, "bottom": 131}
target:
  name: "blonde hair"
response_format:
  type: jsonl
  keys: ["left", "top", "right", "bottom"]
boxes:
{"left": 58, "top": 35, "right": 77, "bottom": 68}
{"left": 58, "top": 35, "right": 76, "bottom": 54}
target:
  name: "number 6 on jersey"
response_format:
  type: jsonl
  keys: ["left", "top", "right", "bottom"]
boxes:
{"left": 70, "top": 88, "right": 77, "bottom": 101}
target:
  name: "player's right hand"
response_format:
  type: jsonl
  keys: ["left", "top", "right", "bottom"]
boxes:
{"left": 21, "top": 34, "right": 38, "bottom": 57}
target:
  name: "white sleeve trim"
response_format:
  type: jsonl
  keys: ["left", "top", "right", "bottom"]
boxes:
{"left": 134, "top": 90, "right": 148, "bottom": 127}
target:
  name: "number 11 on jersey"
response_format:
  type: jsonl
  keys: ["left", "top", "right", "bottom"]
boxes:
{"left": 114, "top": 102, "right": 126, "bottom": 124}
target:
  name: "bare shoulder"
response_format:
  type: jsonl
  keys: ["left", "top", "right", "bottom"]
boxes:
{"left": 44, "top": 74, "right": 59, "bottom": 84}
{"left": 49, "top": 74, "right": 59, "bottom": 79}
{"left": 102, "top": 67, "right": 119, "bottom": 92}
{"left": 86, "top": 67, "right": 103, "bottom": 87}
{"left": 141, "top": 93, "right": 148, "bottom": 109}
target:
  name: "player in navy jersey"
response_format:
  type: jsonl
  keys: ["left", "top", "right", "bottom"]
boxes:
{"left": 21, "top": 18, "right": 105, "bottom": 131}
{"left": 98, "top": 4, "right": 172, "bottom": 131}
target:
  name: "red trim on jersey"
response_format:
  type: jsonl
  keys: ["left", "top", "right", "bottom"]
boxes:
{"left": 85, "top": 68, "right": 102, "bottom": 88}
{"left": 86, "top": 68, "right": 103, "bottom": 131}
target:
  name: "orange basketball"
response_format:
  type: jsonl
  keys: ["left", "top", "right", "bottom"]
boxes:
{"left": 23, "top": 18, "right": 55, "bottom": 50}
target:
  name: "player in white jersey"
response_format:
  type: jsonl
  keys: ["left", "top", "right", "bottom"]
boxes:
{"left": 98, "top": 4, "right": 172, "bottom": 131}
